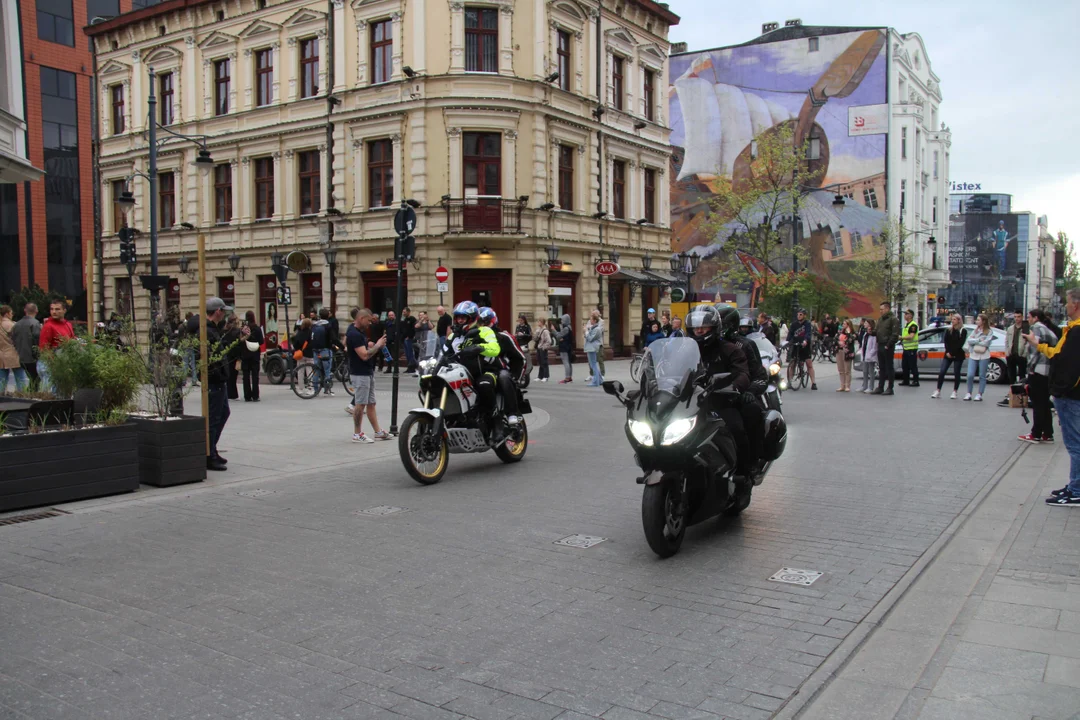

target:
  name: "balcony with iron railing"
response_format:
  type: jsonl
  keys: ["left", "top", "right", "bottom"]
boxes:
{"left": 442, "top": 196, "right": 527, "bottom": 234}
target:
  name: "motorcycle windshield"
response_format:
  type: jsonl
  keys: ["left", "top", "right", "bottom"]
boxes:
{"left": 753, "top": 337, "right": 777, "bottom": 363}
{"left": 418, "top": 334, "right": 443, "bottom": 361}
{"left": 641, "top": 338, "right": 702, "bottom": 397}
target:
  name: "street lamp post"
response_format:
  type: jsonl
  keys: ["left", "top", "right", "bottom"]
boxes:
{"left": 270, "top": 251, "right": 291, "bottom": 350}
{"left": 322, "top": 247, "right": 338, "bottom": 315}
{"left": 390, "top": 197, "right": 421, "bottom": 436}
{"left": 668, "top": 251, "right": 700, "bottom": 303}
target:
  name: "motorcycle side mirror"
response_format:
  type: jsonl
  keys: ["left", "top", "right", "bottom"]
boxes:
{"left": 602, "top": 380, "right": 624, "bottom": 398}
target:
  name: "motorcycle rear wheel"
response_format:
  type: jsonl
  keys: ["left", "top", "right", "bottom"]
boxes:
{"left": 399, "top": 414, "right": 449, "bottom": 485}
{"left": 494, "top": 419, "right": 528, "bottom": 463}
{"left": 642, "top": 481, "right": 686, "bottom": 558}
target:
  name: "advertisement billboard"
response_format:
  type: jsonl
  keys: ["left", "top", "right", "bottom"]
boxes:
{"left": 947, "top": 213, "right": 1025, "bottom": 312}
{"left": 669, "top": 29, "right": 890, "bottom": 304}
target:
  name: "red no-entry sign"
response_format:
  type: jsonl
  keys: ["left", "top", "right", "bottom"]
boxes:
{"left": 435, "top": 266, "right": 449, "bottom": 283}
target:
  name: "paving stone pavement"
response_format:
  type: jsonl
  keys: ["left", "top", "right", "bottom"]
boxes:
{"left": 0, "top": 362, "right": 1038, "bottom": 719}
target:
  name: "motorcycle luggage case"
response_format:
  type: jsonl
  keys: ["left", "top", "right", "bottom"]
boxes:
{"left": 761, "top": 409, "right": 787, "bottom": 461}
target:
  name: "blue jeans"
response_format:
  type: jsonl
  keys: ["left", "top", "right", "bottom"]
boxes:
{"left": 966, "top": 357, "right": 989, "bottom": 395}
{"left": 184, "top": 349, "right": 198, "bottom": 383}
{"left": 314, "top": 349, "right": 332, "bottom": 393}
{"left": 36, "top": 359, "right": 51, "bottom": 393}
{"left": 586, "top": 351, "right": 602, "bottom": 386}
{"left": 0, "top": 367, "right": 28, "bottom": 392}
{"left": 404, "top": 337, "right": 416, "bottom": 369}
{"left": 1054, "top": 396, "right": 1080, "bottom": 495}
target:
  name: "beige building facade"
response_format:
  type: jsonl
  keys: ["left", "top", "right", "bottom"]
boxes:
{"left": 88, "top": 0, "right": 679, "bottom": 351}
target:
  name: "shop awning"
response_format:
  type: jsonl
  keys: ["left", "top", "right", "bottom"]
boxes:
{"left": 643, "top": 270, "right": 680, "bottom": 284}
{"left": 611, "top": 268, "right": 652, "bottom": 282}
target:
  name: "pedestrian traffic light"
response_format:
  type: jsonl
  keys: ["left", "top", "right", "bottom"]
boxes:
{"left": 118, "top": 227, "right": 137, "bottom": 267}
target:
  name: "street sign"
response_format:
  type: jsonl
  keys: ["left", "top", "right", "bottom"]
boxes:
{"left": 386, "top": 258, "right": 400, "bottom": 270}
{"left": 393, "top": 235, "right": 416, "bottom": 261}
{"left": 394, "top": 205, "right": 417, "bottom": 236}
{"left": 595, "top": 261, "right": 620, "bottom": 276}
{"left": 276, "top": 285, "right": 292, "bottom": 306}
{"left": 1056, "top": 278, "right": 1066, "bottom": 287}
{"left": 435, "top": 266, "right": 449, "bottom": 283}
{"left": 436, "top": 282, "right": 449, "bottom": 293}
{"left": 670, "top": 286, "right": 686, "bottom": 302}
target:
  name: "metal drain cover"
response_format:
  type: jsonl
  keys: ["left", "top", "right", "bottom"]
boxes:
{"left": 356, "top": 506, "right": 409, "bottom": 516}
{"left": 769, "top": 567, "right": 823, "bottom": 586}
{"left": 236, "top": 489, "right": 276, "bottom": 498}
{"left": 554, "top": 534, "right": 607, "bottom": 548}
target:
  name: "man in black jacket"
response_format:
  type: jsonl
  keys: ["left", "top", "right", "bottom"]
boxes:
{"left": 874, "top": 302, "right": 901, "bottom": 395}
{"left": 400, "top": 307, "right": 418, "bottom": 374}
{"left": 1027, "top": 288, "right": 1080, "bottom": 505}
{"left": 190, "top": 297, "right": 248, "bottom": 471}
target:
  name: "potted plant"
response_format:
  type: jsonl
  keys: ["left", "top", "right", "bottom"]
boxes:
{"left": 0, "top": 337, "right": 143, "bottom": 512}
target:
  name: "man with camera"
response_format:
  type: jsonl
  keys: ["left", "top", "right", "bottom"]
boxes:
{"left": 1026, "top": 288, "right": 1080, "bottom": 505}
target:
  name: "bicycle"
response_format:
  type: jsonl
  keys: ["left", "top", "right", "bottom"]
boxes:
{"left": 630, "top": 352, "right": 646, "bottom": 383}
{"left": 786, "top": 344, "right": 810, "bottom": 391}
{"left": 290, "top": 359, "right": 322, "bottom": 399}
{"left": 332, "top": 350, "right": 355, "bottom": 395}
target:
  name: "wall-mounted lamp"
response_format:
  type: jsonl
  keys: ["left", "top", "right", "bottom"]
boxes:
{"left": 177, "top": 255, "right": 196, "bottom": 280}
{"left": 832, "top": 194, "right": 846, "bottom": 209}
{"left": 227, "top": 252, "right": 246, "bottom": 280}
{"left": 479, "top": 247, "right": 492, "bottom": 257}
{"left": 633, "top": 121, "right": 647, "bottom": 130}
{"left": 328, "top": 96, "right": 342, "bottom": 106}
{"left": 642, "top": 251, "right": 653, "bottom": 272}
{"left": 179, "top": 222, "right": 196, "bottom": 230}
{"left": 544, "top": 71, "right": 560, "bottom": 83}
{"left": 592, "top": 105, "right": 606, "bottom": 119}
{"left": 403, "top": 66, "right": 417, "bottom": 78}
{"left": 193, "top": 148, "right": 215, "bottom": 177}
{"left": 539, "top": 202, "right": 556, "bottom": 211}
{"left": 325, "top": 207, "right": 343, "bottom": 216}
{"left": 592, "top": 211, "right": 608, "bottom": 220}
{"left": 636, "top": 218, "right": 648, "bottom": 226}
{"left": 609, "top": 249, "right": 621, "bottom": 265}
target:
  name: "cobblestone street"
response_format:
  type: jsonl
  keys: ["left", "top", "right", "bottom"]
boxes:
{"left": 0, "top": 362, "right": 1071, "bottom": 720}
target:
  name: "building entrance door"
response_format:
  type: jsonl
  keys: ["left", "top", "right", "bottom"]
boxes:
{"left": 454, "top": 269, "right": 511, "bottom": 327}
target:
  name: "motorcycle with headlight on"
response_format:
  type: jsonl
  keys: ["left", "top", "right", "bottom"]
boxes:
{"left": 398, "top": 335, "right": 531, "bottom": 486}
{"left": 603, "top": 338, "right": 787, "bottom": 558}
{"left": 752, "top": 336, "right": 785, "bottom": 412}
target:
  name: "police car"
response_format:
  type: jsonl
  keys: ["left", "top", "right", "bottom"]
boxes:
{"left": 893, "top": 325, "right": 1008, "bottom": 383}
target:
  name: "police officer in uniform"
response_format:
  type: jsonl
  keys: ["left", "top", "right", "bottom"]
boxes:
{"left": 899, "top": 308, "right": 920, "bottom": 387}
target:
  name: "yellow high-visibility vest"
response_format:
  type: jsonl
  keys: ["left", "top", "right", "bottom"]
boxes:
{"left": 902, "top": 320, "right": 920, "bottom": 350}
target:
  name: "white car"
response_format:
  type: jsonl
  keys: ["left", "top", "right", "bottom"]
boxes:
{"left": 892, "top": 325, "right": 1008, "bottom": 384}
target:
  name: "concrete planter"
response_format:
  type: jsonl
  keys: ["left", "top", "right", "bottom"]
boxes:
{"left": 0, "top": 423, "right": 139, "bottom": 512}
{"left": 130, "top": 415, "right": 207, "bottom": 488}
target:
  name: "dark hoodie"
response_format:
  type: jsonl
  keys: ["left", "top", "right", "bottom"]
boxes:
{"left": 556, "top": 313, "right": 573, "bottom": 353}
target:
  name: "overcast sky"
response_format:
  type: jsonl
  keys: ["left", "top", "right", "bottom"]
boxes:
{"left": 668, "top": 0, "right": 1080, "bottom": 244}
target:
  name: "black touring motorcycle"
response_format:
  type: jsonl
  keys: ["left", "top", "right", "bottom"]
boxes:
{"left": 604, "top": 337, "right": 787, "bottom": 558}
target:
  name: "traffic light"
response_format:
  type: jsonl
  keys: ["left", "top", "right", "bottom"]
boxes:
{"left": 118, "top": 227, "right": 137, "bottom": 268}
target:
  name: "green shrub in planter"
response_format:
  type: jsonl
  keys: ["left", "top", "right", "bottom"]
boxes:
{"left": 40, "top": 338, "right": 147, "bottom": 414}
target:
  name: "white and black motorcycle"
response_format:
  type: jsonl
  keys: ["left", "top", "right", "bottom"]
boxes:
{"left": 749, "top": 334, "right": 785, "bottom": 412}
{"left": 398, "top": 334, "right": 531, "bottom": 485}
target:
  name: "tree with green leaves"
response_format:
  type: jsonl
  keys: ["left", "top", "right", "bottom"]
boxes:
{"left": 1054, "top": 231, "right": 1079, "bottom": 298}
{"left": 848, "top": 216, "right": 924, "bottom": 310}
{"left": 698, "top": 123, "right": 820, "bottom": 302}
{"left": 759, "top": 272, "right": 848, "bottom": 321}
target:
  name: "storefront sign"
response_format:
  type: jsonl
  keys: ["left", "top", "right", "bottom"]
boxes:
{"left": 547, "top": 287, "right": 572, "bottom": 296}
{"left": 595, "top": 261, "right": 620, "bottom": 276}
{"left": 848, "top": 104, "right": 888, "bottom": 136}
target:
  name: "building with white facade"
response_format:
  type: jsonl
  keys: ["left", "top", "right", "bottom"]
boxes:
{"left": 87, "top": 0, "right": 680, "bottom": 352}
{"left": 0, "top": 0, "right": 43, "bottom": 185}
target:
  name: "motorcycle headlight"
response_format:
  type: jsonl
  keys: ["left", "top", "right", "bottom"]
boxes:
{"left": 418, "top": 358, "right": 438, "bottom": 375}
{"left": 779, "top": 379, "right": 788, "bottom": 390}
{"left": 661, "top": 416, "right": 697, "bottom": 446}
{"left": 628, "top": 419, "right": 654, "bottom": 447}
{"left": 769, "top": 363, "right": 780, "bottom": 376}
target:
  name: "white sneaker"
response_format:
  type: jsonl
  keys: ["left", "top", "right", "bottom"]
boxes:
{"left": 862, "top": 388, "right": 871, "bottom": 394}
{"left": 352, "top": 433, "right": 373, "bottom": 444}
{"left": 963, "top": 393, "right": 972, "bottom": 401}
{"left": 950, "top": 391, "right": 957, "bottom": 399}
{"left": 345, "top": 405, "right": 354, "bottom": 414}
{"left": 586, "top": 377, "right": 593, "bottom": 384}
{"left": 930, "top": 390, "right": 940, "bottom": 399}
{"left": 540, "top": 378, "right": 548, "bottom": 382}
{"left": 974, "top": 393, "right": 983, "bottom": 402}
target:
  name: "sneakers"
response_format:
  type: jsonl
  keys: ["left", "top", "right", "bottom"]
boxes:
{"left": 352, "top": 433, "right": 374, "bottom": 444}
{"left": 324, "top": 389, "right": 335, "bottom": 396}
{"left": 997, "top": 398, "right": 1010, "bottom": 407}
{"left": 883, "top": 389, "right": 894, "bottom": 396}
{"left": 963, "top": 393, "right": 972, "bottom": 401}
{"left": 345, "top": 405, "right": 355, "bottom": 414}
{"left": 811, "top": 384, "right": 818, "bottom": 390}
{"left": 1018, "top": 434, "right": 1042, "bottom": 443}
{"left": 930, "top": 390, "right": 940, "bottom": 399}
{"left": 1045, "top": 491, "right": 1080, "bottom": 506}
{"left": 872, "top": 388, "right": 883, "bottom": 395}
{"left": 540, "top": 378, "right": 548, "bottom": 382}
{"left": 862, "top": 388, "right": 871, "bottom": 394}
{"left": 1042, "top": 435, "right": 1055, "bottom": 443}
{"left": 950, "top": 391, "right": 958, "bottom": 399}
{"left": 1050, "top": 486, "right": 1073, "bottom": 498}
{"left": 373, "top": 430, "right": 390, "bottom": 441}
{"left": 974, "top": 394, "right": 983, "bottom": 402}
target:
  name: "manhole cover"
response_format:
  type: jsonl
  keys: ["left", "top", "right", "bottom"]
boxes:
{"left": 769, "top": 567, "right": 823, "bottom": 586}
{"left": 356, "top": 506, "right": 409, "bottom": 516}
{"left": 554, "top": 534, "right": 607, "bottom": 548}
{"left": 236, "top": 489, "right": 276, "bottom": 498}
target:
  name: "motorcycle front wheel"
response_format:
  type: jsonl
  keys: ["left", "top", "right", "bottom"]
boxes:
{"left": 399, "top": 414, "right": 449, "bottom": 485}
{"left": 642, "top": 480, "right": 687, "bottom": 558}
{"left": 494, "top": 419, "right": 528, "bottom": 463}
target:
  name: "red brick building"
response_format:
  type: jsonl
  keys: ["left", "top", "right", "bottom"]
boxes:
{"left": 2, "top": 0, "right": 138, "bottom": 318}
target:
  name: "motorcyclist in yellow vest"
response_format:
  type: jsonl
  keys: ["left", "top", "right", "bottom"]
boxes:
{"left": 450, "top": 301, "right": 506, "bottom": 426}
{"left": 899, "top": 308, "right": 920, "bottom": 387}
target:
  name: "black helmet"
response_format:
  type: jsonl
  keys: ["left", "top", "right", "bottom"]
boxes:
{"left": 738, "top": 316, "right": 754, "bottom": 334}
{"left": 715, "top": 305, "right": 740, "bottom": 340}
{"left": 686, "top": 304, "right": 721, "bottom": 352}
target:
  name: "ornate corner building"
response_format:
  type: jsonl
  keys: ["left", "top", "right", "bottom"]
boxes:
{"left": 88, "top": 0, "right": 679, "bottom": 351}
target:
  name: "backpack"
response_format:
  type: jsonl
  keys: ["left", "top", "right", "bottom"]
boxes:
{"left": 311, "top": 322, "right": 328, "bottom": 351}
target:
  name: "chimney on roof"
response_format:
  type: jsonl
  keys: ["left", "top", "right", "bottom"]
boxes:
{"left": 784, "top": 19, "right": 803, "bottom": 27}
{"left": 670, "top": 41, "right": 688, "bottom": 54}
{"left": 762, "top": 22, "right": 779, "bottom": 35}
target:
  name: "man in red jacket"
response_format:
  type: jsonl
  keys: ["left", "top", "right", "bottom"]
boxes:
{"left": 37, "top": 299, "right": 76, "bottom": 391}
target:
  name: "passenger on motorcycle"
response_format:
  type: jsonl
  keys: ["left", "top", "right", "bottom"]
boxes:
{"left": 477, "top": 307, "right": 523, "bottom": 426}
{"left": 449, "top": 302, "right": 514, "bottom": 433}
{"left": 686, "top": 304, "right": 759, "bottom": 478}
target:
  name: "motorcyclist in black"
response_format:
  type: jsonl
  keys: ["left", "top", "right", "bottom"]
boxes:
{"left": 685, "top": 305, "right": 755, "bottom": 477}
{"left": 720, "top": 309, "right": 766, "bottom": 477}
{"left": 478, "top": 307, "right": 523, "bottom": 428}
